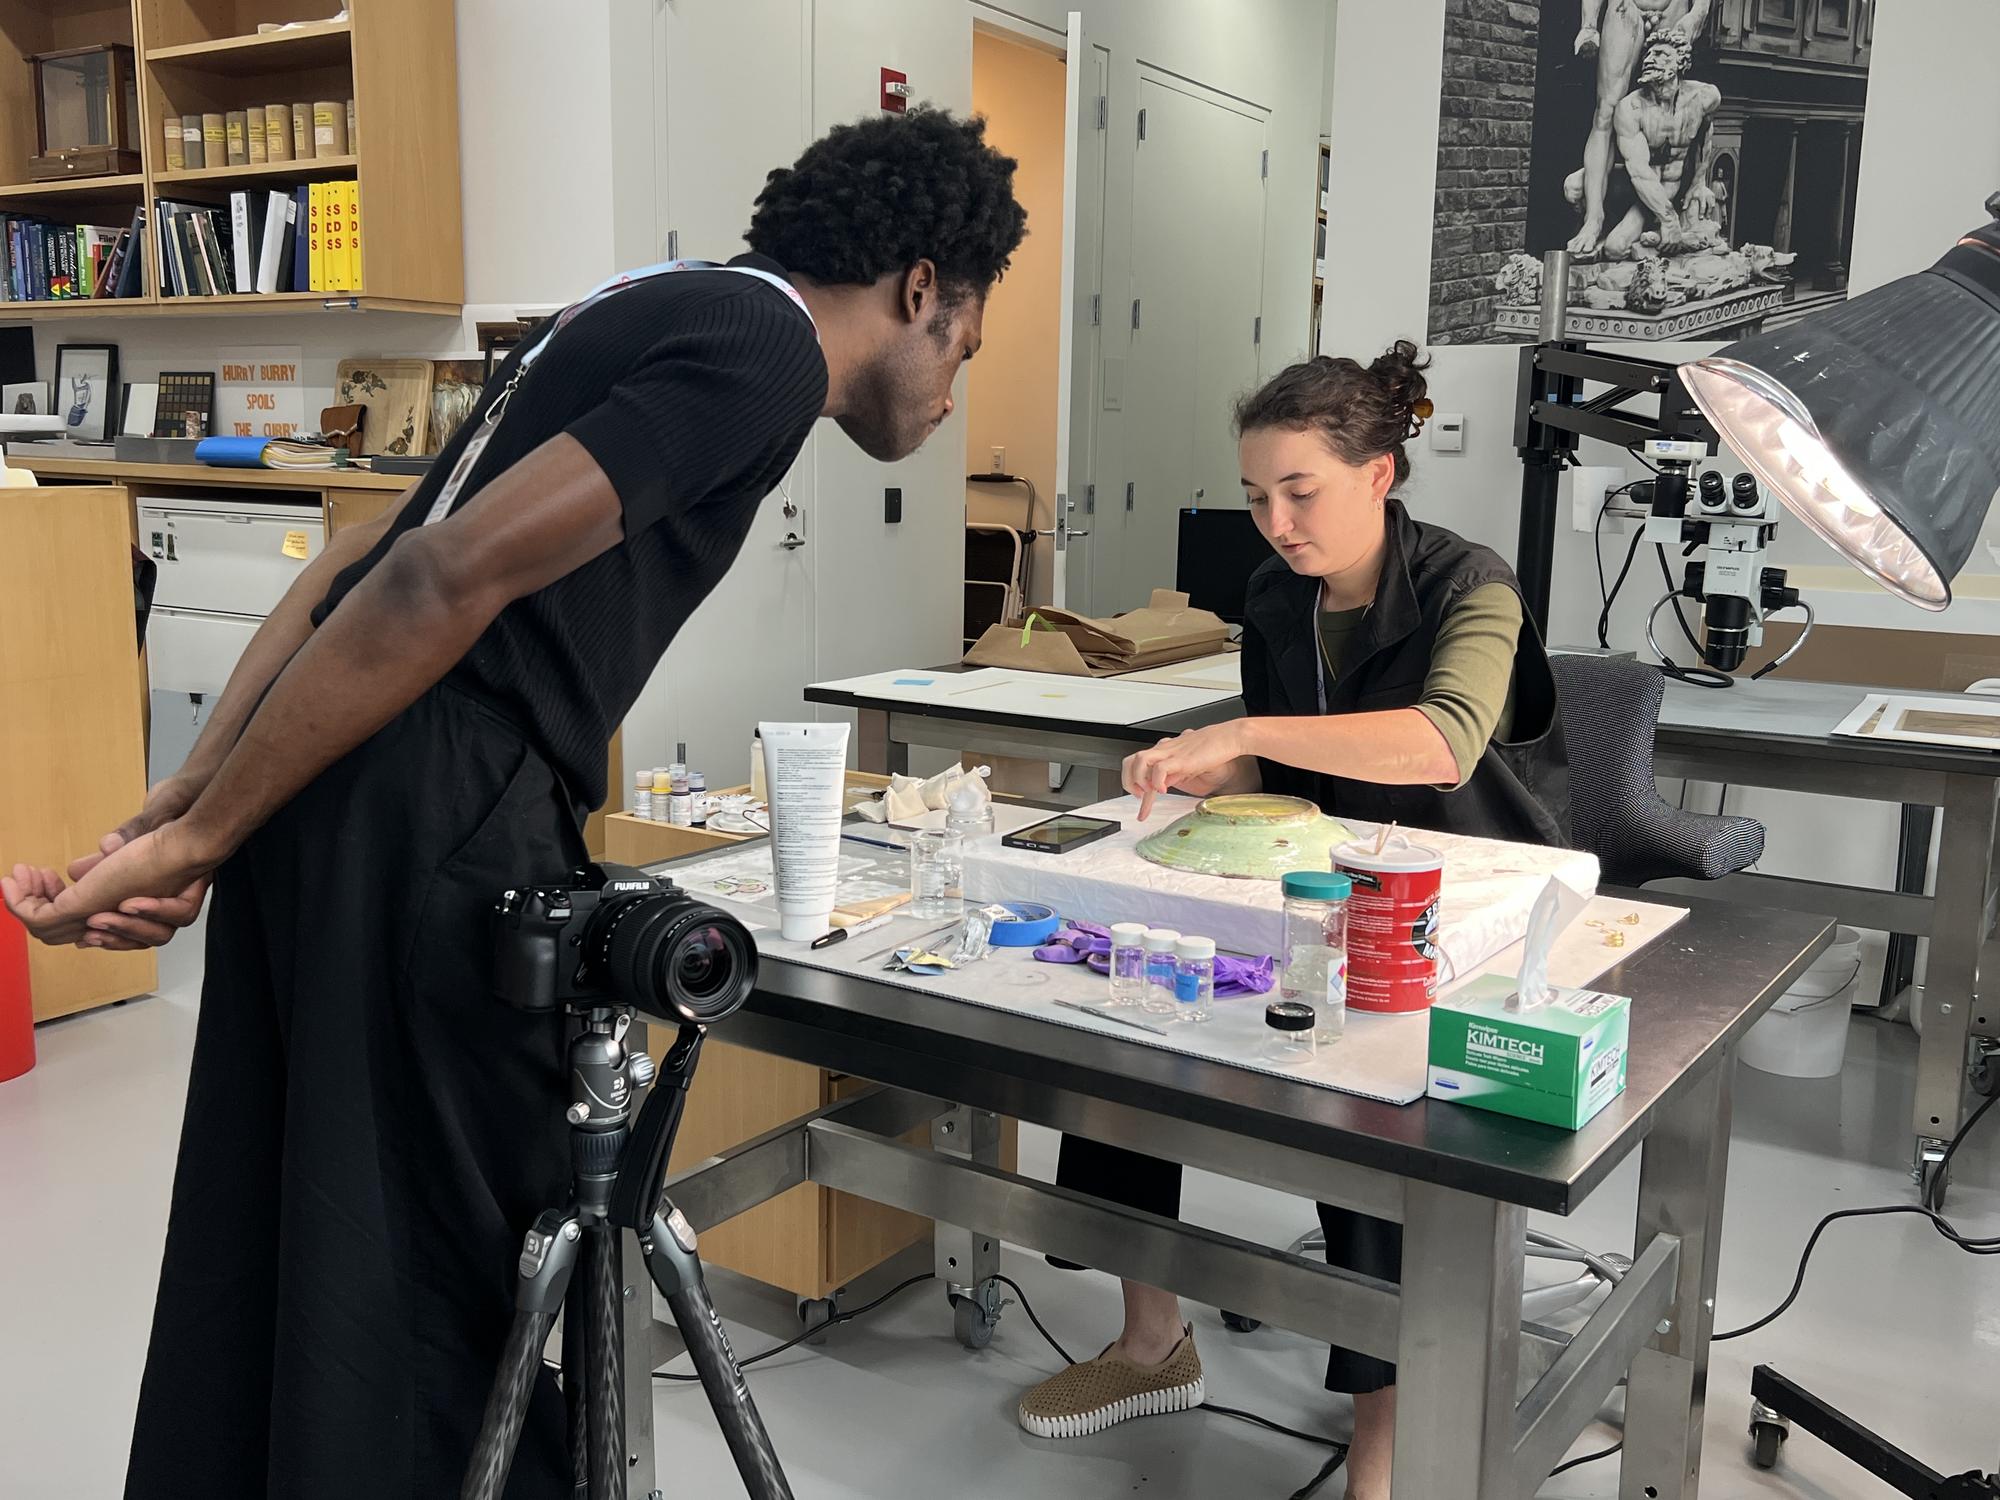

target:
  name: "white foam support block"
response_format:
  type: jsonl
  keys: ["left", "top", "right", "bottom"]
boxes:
{"left": 962, "top": 795, "right": 1600, "bottom": 983}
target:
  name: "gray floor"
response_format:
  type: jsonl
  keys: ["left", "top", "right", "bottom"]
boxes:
{"left": 2, "top": 924, "right": 1995, "bottom": 1500}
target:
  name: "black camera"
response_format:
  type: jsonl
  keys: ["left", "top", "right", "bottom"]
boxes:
{"left": 493, "top": 863, "right": 757, "bottom": 1026}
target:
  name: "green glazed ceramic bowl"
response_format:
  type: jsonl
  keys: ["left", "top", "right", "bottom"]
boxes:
{"left": 1135, "top": 794, "right": 1355, "bottom": 881}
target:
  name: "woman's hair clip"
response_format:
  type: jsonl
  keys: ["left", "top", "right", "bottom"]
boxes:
{"left": 1406, "top": 397, "right": 1434, "bottom": 439}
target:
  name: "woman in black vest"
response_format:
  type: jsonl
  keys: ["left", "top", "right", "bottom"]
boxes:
{"left": 1018, "top": 343, "right": 1567, "bottom": 1500}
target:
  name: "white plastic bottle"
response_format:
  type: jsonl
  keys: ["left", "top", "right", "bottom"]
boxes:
{"left": 632, "top": 769, "right": 653, "bottom": 822}
{"left": 650, "top": 769, "right": 672, "bottom": 822}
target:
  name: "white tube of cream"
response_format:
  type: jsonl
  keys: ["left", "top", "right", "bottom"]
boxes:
{"left": 759, "top": 721, "right": 851, "bottom": 942}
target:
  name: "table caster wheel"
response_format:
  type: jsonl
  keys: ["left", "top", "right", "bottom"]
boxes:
{"left": 1971, "top": 1053, "right": 2000, "bottom": 1098}
{"left": 951, "top": 1292, "right": 995, "bottom": 1350}
{"left": 1750, "top": 1420, "right": 1786, "bottom": 1470}
{"left": 1220, "top": 1311, "right": 1262, "bottom": 1333}
{"left": 797, "top": 1296, "right": 837, "bottom": 1346}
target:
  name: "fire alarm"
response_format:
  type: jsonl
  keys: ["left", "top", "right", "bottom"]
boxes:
{"left": 881, "top": 67, "right": 910, "bottom": 113}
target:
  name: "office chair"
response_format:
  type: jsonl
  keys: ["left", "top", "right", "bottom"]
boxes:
{"left": 1225, "top": 655, "right": 1768, "bottom": 1337}
{"left": 1552, "top": 651, "right": 1765, "bottom": 884}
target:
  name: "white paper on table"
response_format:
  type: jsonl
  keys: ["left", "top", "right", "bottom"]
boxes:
{"left": 962, "top": 795, "right": 1600, "bottom": 989}
{"left": 1119, "top": 652, "right": 1243, "bottom": 692}
{"left": 1831, "top": 691, "right": 2000, "bottom": 751}
{"left": 811, "top": 667, "right": 1233, "bottom": 725}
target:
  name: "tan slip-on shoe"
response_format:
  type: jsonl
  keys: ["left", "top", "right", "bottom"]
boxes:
{"left": 1017, "top": 1326, "right": 1205, "bottom": 1439}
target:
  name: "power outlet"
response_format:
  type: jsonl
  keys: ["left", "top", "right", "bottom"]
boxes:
{"left": 989, "top": 445, "right": 1006, "bottom": 474}
{"left": 884, "top": 487, "right": 902, "bottom": 524}
{"left": 1568, "top": 464, "right": 1630, "bottom": 533}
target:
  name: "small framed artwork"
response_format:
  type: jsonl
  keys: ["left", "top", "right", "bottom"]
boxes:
{"left": 2, "top": 381, "right": 50, "bottom": 416}
{"left": 54, "top": 342, "right": 118, "bottom": 442}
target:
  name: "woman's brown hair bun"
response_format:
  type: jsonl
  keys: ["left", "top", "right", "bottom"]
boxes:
{"left": 1234, "top": 339, "right": 1434, "bottom": 486}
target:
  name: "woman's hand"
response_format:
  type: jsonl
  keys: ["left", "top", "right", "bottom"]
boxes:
{"left": 5, "top": 820, "right": 221, "bottom": 951}
{"left": 1122, "top": 720, "right": 1257, "bottom": 820}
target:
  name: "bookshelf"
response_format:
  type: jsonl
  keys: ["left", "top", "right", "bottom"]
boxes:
{"left": 0, "top": 0, "right": 462, "bottom": 318}
{"left": 1309, "top": 140, "right": 1329, "bottom": 353}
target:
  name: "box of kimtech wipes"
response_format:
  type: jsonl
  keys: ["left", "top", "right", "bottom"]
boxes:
{"left": 1426, "top": 975, "right": 1630, "bottom": 1129}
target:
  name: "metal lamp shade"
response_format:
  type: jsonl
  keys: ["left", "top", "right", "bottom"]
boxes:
{"left": 1680, "top": 224, "right": 2000, "bottom": 611}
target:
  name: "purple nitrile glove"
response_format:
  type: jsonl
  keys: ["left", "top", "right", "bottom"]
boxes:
{"left": 1034, "top": 922, "right": 1114, "bottom": 972}
{"left": 1214, "top": 954, "right": 1276, "bottom": 997}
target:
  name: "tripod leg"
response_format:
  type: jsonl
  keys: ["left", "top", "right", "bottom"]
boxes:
{"left": 584, "top": 1224, "right": 626, "bottom": 1500}
{"left": 643, "top": 1204, "right": 795, "bottom": 1500}
{"left": 564, "top": 1267, "right": 588, "bottom": 1493}
{"left": 462, "top": 1212, "right": 580, "bottom": 1500}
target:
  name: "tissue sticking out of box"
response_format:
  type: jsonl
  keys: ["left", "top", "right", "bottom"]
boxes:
{"left": 1509, "top": 876, "right": 1590, "bottom": 1012}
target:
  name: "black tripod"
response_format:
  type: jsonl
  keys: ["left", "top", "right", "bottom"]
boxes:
{"left": 461, "top": 1011, "right": 794, "bottom": 1500}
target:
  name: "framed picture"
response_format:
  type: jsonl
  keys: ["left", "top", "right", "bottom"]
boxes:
{"left": 2, "top": 381, "right": 50, "bottom": 416}
{"left": 54, "top": 342, "right": 118, "bottom": 442}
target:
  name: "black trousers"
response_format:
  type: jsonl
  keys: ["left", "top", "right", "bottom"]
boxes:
{"left": 1055, "top": 1134, "right": 1401, "bottom": 1395}
{"left": 125, "top": 686, "right": 584, "bottom": 1500}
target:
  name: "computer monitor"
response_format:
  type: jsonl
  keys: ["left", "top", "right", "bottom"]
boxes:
{"left": 1176, "top": 507, "right": 1270, "bottom": 624}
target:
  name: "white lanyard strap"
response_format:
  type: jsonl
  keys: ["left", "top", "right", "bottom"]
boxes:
{"left": 421, "top": 260, "right": 816, "bottom": 526}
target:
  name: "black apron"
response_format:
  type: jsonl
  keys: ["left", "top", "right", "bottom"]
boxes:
{"left": 126, "top": 684, "right": 584, "bottom": 1499}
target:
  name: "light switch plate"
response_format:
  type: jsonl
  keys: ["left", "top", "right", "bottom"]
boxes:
{"left": 1429, "top": 413, "right": 1464, "bottom": 453}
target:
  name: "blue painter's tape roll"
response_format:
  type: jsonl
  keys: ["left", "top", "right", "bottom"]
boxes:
{"left": 986, "top": 901, "right": 1061, "bottom": 947}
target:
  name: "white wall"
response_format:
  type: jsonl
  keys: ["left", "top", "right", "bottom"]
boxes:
{"left": 1321, "top": 0, "right": 2000, "bottom": 944}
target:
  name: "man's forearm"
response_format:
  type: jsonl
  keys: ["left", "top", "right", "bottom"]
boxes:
{"left": 178, "top": 532, "right": 501, "bottom": 859}
{"left": 175, "top": 493, "right": 412, "bottom": 786}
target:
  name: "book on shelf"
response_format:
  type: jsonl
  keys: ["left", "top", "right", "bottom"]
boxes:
{"left": 292, "top": 185, "right": 311, "bottom": 292}
{"left": 163, "top": 116, "right": 185, "bottom": 173}
{"left": 345, "top": 179, "right": 362, "bottom": 292}
{"left": 225, "top": 111, "right": 249, "bottom": 167}
{"left": 181, "top": 114, "right": 203, "bottom": 170}
{"left": 0, "top": 211, "right": 144, "bottom": 301}
{"left": 202, "top": 114, "right": 226, "bottom": 166}
{"left": 231, "top": 192, "right": 254, "bottom": 294}
{"left": 309, "top": 181, "right": 326, "bottom": 293}
{"left": 255, "top": 191, "right": 296, "bottom": 295}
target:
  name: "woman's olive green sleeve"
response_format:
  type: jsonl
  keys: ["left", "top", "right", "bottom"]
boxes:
{"left": 1414, "top": 582, "right": 1522, "bottom": 789}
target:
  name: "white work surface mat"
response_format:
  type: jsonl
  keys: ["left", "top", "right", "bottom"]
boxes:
{"left": 811, "top": 666, "right": 1234, "bottom": 724}
{"left": 962, "top": 795, "right": 1602, "bottom": 990}
{"left": 662, "top": 841, "right": 1679, "bottom": 1106}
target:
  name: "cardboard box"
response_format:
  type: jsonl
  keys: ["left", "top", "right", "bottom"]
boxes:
{"left": 963, "top": 589, "right": 1230, "bottom": 677}
{"left": 1426, "top": 974, "right": 1630, "bottom": 1129}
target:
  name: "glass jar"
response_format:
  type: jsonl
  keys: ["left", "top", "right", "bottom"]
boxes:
{"left": 908, "top": 828, "right": 965, "bottom": 921}
{"left": 1141, "top": 929, "right": 1181, "bottom": 1015}
{"left": 1264, "top": 1000, "right": 1318, "bottom": 1065}
{"left": 1173, "top": 936, "right": 1215, "bottom": 1023}
{"left": 1107, "top": 923, "right": 1148, "bottom": 1007}
{"left": 1281, "top": 870, "right": 1351, "bottom": 1046}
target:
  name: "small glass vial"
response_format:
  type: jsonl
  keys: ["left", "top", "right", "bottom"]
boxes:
{"left": 1264, "top": 1000, "right": 1318, "bottom": 1066}
{"left": 667, "top": 769, "right": 693, "bottom": 827}
{"left": 650, "top": 769, "right": 672, "bottom": 823}
{"left": 689, "top": 770, "right": 708, "bottom": 827}
{"left": 1173, "top": 936, "right": 1215, "bottom": 1023}
{"left": 632, "top": 769, "right": 653, "bottom": 822}
{"left": 1141, "top": 929, "right": 1181, "bottom": 1014}
{"left": 909, "top": 828, "right": 965, "bottom": 921}
{"left": 1107, "top": 923, "right": 1148, "bottom": 1007}
{"left": 945, "top": 780, "right": 995, "bottom": 839}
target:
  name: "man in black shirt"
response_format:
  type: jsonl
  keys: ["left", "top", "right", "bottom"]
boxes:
{"left": 5, "top": 108, "right": 1025, "bottom": 1499}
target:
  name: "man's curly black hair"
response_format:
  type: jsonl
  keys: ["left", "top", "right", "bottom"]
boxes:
{"left": 747, "top": 107, "right": 1027, "bottom": 306}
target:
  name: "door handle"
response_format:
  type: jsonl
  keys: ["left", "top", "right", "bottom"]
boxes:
{"left": 780, "top": 532, "right": 806, "bottom": 550}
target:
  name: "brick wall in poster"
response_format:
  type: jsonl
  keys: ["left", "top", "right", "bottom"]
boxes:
{"left": 1427, "top": 0, "right": 1539, "bottom": 343}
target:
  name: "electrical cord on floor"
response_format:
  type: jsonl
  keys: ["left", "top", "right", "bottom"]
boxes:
{"left": 651, "top": 1271, "right": 937, "bottom": 1382}
{"left": 1549, "top": 1441, "right": 1623, "bottom": 1477}
{"left": 1713, "top": 1091, "right": 2000, "bottom": 1344}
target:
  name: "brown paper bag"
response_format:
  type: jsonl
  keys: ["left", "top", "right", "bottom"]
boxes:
{"left": 964, "top": 590, "right": 1231, "bottom": 677}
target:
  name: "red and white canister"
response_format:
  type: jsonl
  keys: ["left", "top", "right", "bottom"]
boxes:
{"left": 1333, "top": 834, "right": 1444, "bottom": 1014}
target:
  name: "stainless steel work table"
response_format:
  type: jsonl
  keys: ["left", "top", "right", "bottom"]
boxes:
{"left": 621, "top": 882, "right": 1832, "bottom": 1500}
{"left": 810, "top": 666, "right": 2000, "bottom": 1196}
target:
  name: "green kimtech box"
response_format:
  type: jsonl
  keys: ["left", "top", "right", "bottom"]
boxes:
{"left": 1426, "top": 975, "right": 1631, "bottom": 1129}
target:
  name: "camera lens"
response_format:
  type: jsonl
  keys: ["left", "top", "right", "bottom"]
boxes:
{"left": 594, "top": 892, "right": 757, "bottom": 1025}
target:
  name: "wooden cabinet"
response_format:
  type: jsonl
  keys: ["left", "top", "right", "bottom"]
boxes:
{"left": 0, "top": 485, "right": 156, "bottom": 1018}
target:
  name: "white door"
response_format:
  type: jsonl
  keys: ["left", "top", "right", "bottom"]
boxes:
{"left": 626, "top": 0, "right": 815, "bottom": 785}
{"left": 1097, "top": 73, "right": 1270, "bottom": 615}
{"left": 1052, "top": 12, "right": 1108, "bottom": 613}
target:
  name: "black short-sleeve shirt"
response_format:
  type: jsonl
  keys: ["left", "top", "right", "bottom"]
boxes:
{"left": 312, "top": 254, "right": 826, "bottom": 812}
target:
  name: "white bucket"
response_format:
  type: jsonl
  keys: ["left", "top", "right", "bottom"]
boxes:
{"left": 1740, "top": 926, "right": 1864, "bottom": 1079}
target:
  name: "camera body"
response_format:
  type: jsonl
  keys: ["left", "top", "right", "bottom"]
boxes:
{"left": 494, "top": 862, "right": 756, "bottom": 1026}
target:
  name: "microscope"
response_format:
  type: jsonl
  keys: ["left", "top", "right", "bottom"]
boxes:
{"left": 1637, "top": 436, "right": 1813, "bottom": 681}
